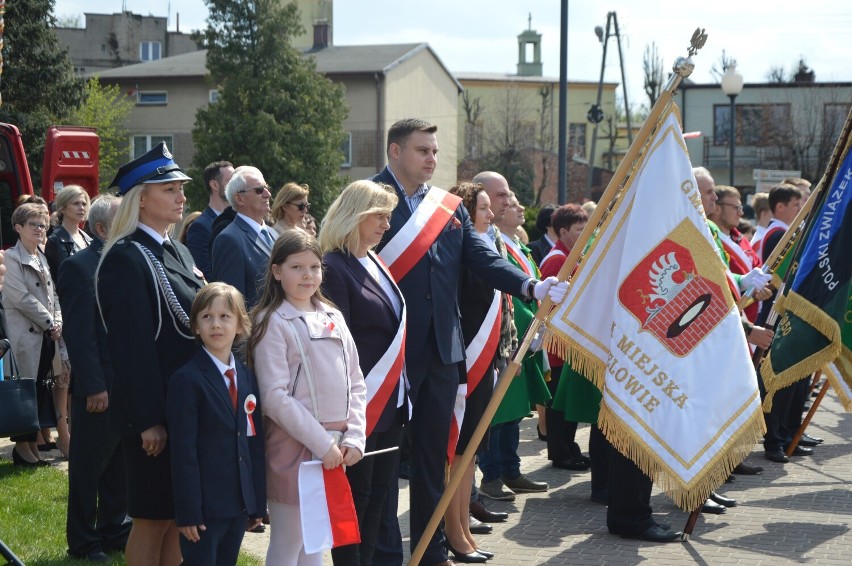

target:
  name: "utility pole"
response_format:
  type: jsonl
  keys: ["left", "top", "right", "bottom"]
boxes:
{"left": 557, "top": 0, "right": 569, "bottom": 204}
{"left": 586, "top": 11, "right": 632, "bottom": 200}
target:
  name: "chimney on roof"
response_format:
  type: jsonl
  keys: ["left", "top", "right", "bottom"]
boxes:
{"left": 313, "top": 19, "right": 331, "bottom": 49}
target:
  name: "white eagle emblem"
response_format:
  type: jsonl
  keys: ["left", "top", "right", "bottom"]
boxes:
{"left": 647, "top": 252, "right": 692, "bottom": 314}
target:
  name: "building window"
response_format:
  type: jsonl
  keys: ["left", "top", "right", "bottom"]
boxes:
{"left": 132, "top": 135, "right": 174, "bottom": 160}
{"left": 209, "top": 90, "right": 219, "bottom": 104}
{"left": 340, "top": 132, "right": 352, "bottom": 168}
{"left": 140, "top": 41, "right": 162, "bottom": 61}
{"left": 569, "top": 123, "right": 587, "bottom": 158}
{"left": 136, "top": 91, "right": 168, "bottom": 106}
{"left": 714, "top": 103, "right": 791, "bottom": 147}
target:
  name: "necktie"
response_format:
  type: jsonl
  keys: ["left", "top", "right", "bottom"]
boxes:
{"left": 261, "top": 227, "right": 276, "bottom": 248}
{"left": 224, "top": 368, "right": 238, "bottom": 412}
{"left": 162, "top": 239, "right": 178, "bottom": 259}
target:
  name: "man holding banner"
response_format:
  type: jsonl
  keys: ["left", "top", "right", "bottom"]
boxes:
{"left": 372, "top": 118, "right": 568, "bottom": 566}
{"left": 543, "top": 104, "right": 766, "bottom": 539}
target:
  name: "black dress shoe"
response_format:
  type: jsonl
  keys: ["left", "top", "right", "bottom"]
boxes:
{"left": 733, "top": 462, "right": 763, "bottom": 475}
{"left": 470, "top": 498, "right": 508, "bottom": 523}
{"left": 468, "top": 515, "right": 493, "bottom": 534}
{"left": 709, "top": 492, "right": 737, "bottom": 507}
{"left": 475, "top": 548, "right": 494, "bottom": 559}
{"left": 12, "top": 447, "right": 42, "bottom": 468}
{"left": 249, "top": 523, "right": 266, "bottom": 533}
{"left": 765, "top": 448, "right": 789, "bottom": 463}
{"left": 552, "top": 456, "right": 590, "bottom": 471}
{"left": 537, "top": 425, "right": 547, "bottom": 441}
{"left": 620, "top": 525, "right": 682, "bottom": 542}
{"left": 446, "top": 541, "right": 488, "bottom": 563}
{"left": 798, "top": 436, "right": 819, "bottom": 447}
{"left": 803, "top": 433, "right": 824, "bottom": 444}
{"left": 701, "top": 499, "right": 727, "bottom": 514}
{"left": 789, "top": 445, "right": 814, "bottom": 456}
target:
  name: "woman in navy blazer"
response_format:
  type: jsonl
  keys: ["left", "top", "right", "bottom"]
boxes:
{"left": 319, "top": 180, "right": 406, "bottom": 566}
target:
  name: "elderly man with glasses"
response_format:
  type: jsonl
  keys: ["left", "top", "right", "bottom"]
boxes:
{"left": 210, "top": 165, "right": 275, "bottom": 307}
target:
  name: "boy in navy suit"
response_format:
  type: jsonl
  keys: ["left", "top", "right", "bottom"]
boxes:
{"left": 167, "top": 283, "right": 266, "bottom": 565}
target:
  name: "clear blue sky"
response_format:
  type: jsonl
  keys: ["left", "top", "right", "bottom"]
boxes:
{"left": 53, "top": 0, "right": 852, "bottom": 109}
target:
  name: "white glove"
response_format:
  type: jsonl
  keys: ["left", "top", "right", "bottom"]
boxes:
{"left": 534, "top": 276, "right": 570, "bottom": 304}
{"left": 739, "top": 267, "right": 772, "bottom": 293}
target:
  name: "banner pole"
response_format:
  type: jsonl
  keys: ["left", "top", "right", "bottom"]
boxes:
{"left": 408, "top": 28, "right": 709, "bottom": 566}
{"left": 785, "top": 369, "right": 830, "bottom": 457}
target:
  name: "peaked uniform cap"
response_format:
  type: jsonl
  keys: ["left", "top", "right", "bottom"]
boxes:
{"left": 109, "top": 142, "right": 191, "bottom": 196}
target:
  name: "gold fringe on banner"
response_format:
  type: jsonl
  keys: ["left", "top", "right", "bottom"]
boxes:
{"left": 542, "top": 328, "right": 607, "bottom": 390}
{"left": 760, "top": 290, "right": 842, "bottom": 412}
{"left": 824, "top": 363, "right": 852, "bottom": 411}
{"left": 598, "top": 398, "right": 766, "bottom": 512}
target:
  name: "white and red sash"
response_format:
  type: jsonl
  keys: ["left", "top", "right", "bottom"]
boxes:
{"left": 378, "top": 187, "right": 462, "bottom": 281}
{"left": 447, "top": 384, "right": 467, "bottom": 465}
{"left": 501, "top": 233, "right": 536, "bottom": 277}
{"left": 362, "top": 252, "right": 407, "bottom": 438}
{"left": 465, "top": 290, "right": 503, "bottom": 394}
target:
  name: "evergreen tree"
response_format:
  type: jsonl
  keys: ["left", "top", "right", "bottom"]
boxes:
{"left": 0, "top": 0, "right": 84, "bottom": 189}
{"left": 191, "top": 0, "right": 348, "bottom": 214}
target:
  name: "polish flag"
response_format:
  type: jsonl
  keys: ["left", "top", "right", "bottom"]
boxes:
{"left": 298, "top": 461, "right": 361, "bottom": 554}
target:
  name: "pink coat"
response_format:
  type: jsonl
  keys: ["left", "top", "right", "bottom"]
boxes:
{"left": 253, "top": 298, "right": 366, "bottom": 504}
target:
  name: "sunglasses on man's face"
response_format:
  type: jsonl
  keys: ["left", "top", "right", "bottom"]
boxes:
{"left": 289, "top": 202, "right": 311, "bottom": 212}
{"left": 238, "top": 185, "right": 270, "bottom": 195}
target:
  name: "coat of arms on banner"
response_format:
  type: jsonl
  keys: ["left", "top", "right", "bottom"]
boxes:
{"left": 618, "top": 219, "right": 734, "bottom": 357}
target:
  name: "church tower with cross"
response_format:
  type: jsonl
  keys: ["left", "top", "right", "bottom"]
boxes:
{"left": 517, "top": 13, "right": 543, "bottom": 76}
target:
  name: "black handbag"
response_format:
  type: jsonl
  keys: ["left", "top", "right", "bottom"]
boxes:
{"left": 0, "top": 342, "right": 40, "bottom": 438}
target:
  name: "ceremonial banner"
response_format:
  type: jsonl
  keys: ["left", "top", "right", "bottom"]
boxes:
{"left": 761, "top": 123, "right": 852, "bottom": 407}
{"left": 544, "top": 105, "right": 764, "bottom": 510}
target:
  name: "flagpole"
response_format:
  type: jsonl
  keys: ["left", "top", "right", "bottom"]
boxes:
{"left": 408, "top": 29, "right": 709, "bottom": 566}
{"left": 785, "top": 368, "right": 829, "bottom": 457}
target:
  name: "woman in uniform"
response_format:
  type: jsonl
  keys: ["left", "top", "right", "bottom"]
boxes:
{"left": 96, "top": 143, "right": 202, "bottom": 565}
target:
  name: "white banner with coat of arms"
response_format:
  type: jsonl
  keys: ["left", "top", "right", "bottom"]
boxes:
{"left": 544, "top": 105, "right": 765, "bottom": 510}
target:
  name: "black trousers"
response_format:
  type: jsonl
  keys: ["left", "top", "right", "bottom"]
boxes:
{"left": 179, "top": 515, "right": 246, "bottom": 566}
{"left": 589, "top": 425, "right": 610, "bottom": 498}
{"left": 545, "top": 365, "right": 581, "bottom": 462}
{"left": 66, "top": 395, "right": 130, "bottom": 556}
{"left": 407, "top": 337, "right": 459, "bottom": 565}
{"left": 764, "top": 378, "right": 810, "bottom": 451}
{"left": 605, "top": 435, "right": 653, "bottom": 536}
{"left": 332, "top": 411, "right": 403, "bottom": 566}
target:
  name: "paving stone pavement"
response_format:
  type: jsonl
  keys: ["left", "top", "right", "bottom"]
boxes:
{"left": 4, "top": 385, "right": 848, "bottom": 564}
{"left": 237, "top": 386, "right": 852, "bottom": 564}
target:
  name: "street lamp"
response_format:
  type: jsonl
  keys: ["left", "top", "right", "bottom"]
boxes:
{"left": 720, "top": 63, "right": 744, "bottom": 185}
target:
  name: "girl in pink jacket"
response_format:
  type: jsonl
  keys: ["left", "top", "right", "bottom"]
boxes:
{"left": 247, "top": 230, "right": 366, "bottom": 565}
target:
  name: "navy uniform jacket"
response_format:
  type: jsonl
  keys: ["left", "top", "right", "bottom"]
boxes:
{"left": 322, "top": 250, "right": 405, "bottom": 434}
{"left": 210, "top": 215, "right": 271, "bottom": 308}
{"left": 185, "top": 206, "right": 217, "bottom": 278}
{"left": 56, "top": 239, "right": 113, "bottom": 397}
{"left": 167, "top": 348, "right": 266, "bottom": 525}
{"left": 371, "top": 168, "right": 528, "bottom": 394}
{"left": 97, "top": 228, "right": 203, "bottom": 436}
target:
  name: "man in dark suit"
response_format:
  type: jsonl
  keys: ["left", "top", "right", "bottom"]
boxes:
{"left": 372, "top": 118, "right": 568, "bottom": 566}
{"left": 527, "top": 204, "right": 558, "bottom": 266}
{"left": 210, "top": 166, "right": 274, "bottom": 307}
{"left": 186, "top": 160, "right": 233, "bottom": 278}
{"left": 58, "top": 195, "right": 132, "bottom": 562}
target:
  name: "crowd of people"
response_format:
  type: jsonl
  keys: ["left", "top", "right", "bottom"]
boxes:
{"left": 0, "top": 117, "right": 823, "bottom": 566}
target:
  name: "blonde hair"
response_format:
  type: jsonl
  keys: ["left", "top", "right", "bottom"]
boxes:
{"left": 247, "top": 231, "right": 331, "bottom": 367}
{"left": 319, "top": 180, "right": 397, "bottom": 254}
{"left": 100, "top": 184, "right": 145, "bottom": 261}
{"left": 52, "top": 185, "right": 91, "bottom": 224}
{"left": 271, "top": 182, "right": 310, "bottom": 223}
{"left": 190, "top": 282, "right": 251, "bottom": 342}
